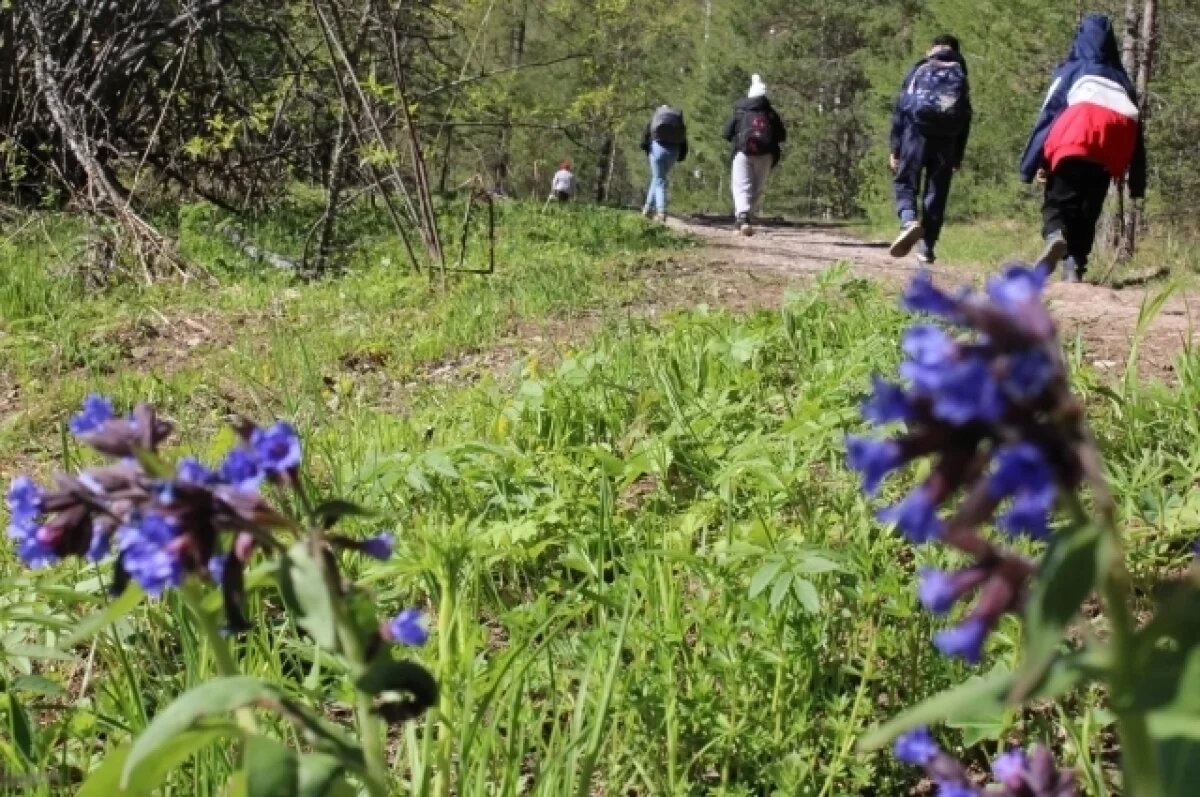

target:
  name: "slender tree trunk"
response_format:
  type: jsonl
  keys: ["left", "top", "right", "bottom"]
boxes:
{"left": 1122, "top": 0, "right": 1158, "bottom": 253}
{"left": 1103, "top": 0, "right": 1141, "bottom": 258}
{"left": 594, "top": 131, "right": 614, "bottom": 203}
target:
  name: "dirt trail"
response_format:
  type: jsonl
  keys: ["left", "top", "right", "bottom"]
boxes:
{"left": 668, "top": 215, "right": 1197, "bottom": 380}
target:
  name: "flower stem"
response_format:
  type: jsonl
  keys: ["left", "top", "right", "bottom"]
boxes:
{"left": 1065, "top": 480, "right": 1162, "bottom": 796}
{"left": 180, "top": 581, "right": 257, "bottom": 734}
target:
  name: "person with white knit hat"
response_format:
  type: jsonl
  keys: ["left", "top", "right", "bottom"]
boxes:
{"left": 721, "top": 74, "right": 787, "bottom": 235}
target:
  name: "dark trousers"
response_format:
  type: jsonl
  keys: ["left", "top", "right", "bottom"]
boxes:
{"left": 893, "top": 130, "right": 956, "bottom": 252}
{"left": 1042, "top": 157, "right": 1111, "bottom": 271}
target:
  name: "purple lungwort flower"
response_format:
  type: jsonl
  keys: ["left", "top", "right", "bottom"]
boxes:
{"left": 1003, "top": 349, "right": 1056, "bottom": 401}
{"left": 385, "top": 608, "right": 429, "bottom": 646}
{"left": 862, "top": 376, "right": 914, "bottom": 424}
{"left": 878, "top": 486, "right": 943, "bottom": 544}
{"left": 208, "top": 553, "right": 228, "bottom": 584}
{"left": 178, "top": 456, "right": 220, "bottom": 486}
{"left": 116, "top": 513, "right": 185, "bottom": 597}
{"left": 220, "top": 448, "right": 264, "bottom": 493}
{"left": 991, "top": 749, "right": 1028, "bottom": 789}
{"left": 903, "top": 324, "right": 958, "bottom": 367}
{"left": 69, "top": 394, "right": 115, "bottom": 436}
{"left": 986, "top": 265, "right": 1046, "bottom": 310}
{"left": 903, "top": 271, "right": 962, "bottom": 319}
{"left": 989, "top": 444, "right": 1053, "bottom": 499}
{"left": 934, "top": 617, "right": 989, "bottom": 664}
{"left": 998, "top": 485, "right": 1056, "bottom": 539}
{"left": 846, "top": 436, "right": 905, "bottom": 496}
{"left": 87, "top": 522, "right": 110, "bottom": 563}
{"left": 917, "top": 566, "right": 987, "bottom": 615}
{"left": 251, "top": 422, "right": 302, "bottom": 475}
{"left": 8, "top": 518, "right": 58, "bottom": 569}
{"left": 6, "top": 476, "right": 43, "bottom": 522}
{"left": 927, "top": 357, "right": 1004, "bottom": 425}
{"left": 362, "top": 532, "right": 394, "bottom": 561}
{"left": 935, "top": 783, "right": 979, "bottom": 797}
{"left": 894, "top": 726, "right": 940, "bottom": 766}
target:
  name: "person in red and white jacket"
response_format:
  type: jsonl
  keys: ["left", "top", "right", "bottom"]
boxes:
{"left": 1019, "top": 13, "right": 1147, "bottom": 283}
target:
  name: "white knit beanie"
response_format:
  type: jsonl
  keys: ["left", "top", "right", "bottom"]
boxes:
{"left": 747, "top": 74, "right": 767, "bottom": 98}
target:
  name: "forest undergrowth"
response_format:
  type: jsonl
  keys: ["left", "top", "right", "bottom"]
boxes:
{"left": 1, "top": 204, "right": 1198, "bottom": 795}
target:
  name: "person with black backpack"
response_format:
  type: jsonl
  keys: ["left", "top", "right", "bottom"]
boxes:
{"left": 888, "top": 34, "right": 973, "bottom": 264}
{"left": 721, "top": 74, "right": 786, "bottom": 236}
{"left": 640, "top": 105, "right": 689, "bottom": 221}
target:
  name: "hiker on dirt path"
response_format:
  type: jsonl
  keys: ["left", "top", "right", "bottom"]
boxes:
{"left": 721, "top": 74, "right": 786, "bottom": 236}
{"left": 550, "top": 161, "right": 575, "bottom": 202}
{"left": 640, "top": 105, "right": 689, "bottom": 221}
{"left": 888, "top": 34, "right": 972, "bottom": 264}
{"left": 1019, "top": 13, "right": 1147, "bottom": 284}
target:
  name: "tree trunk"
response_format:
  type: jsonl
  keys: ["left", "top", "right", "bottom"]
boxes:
{"left": 1102, "top": 0, "right": 1141, "bottom": 259}
{"left": 1123, "top": 0, "right": 1158, "bottom": 250}
{"left": 594, "top": 132, "right": 614, "bottom": 203}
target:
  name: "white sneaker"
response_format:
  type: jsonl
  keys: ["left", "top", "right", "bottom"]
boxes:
{"left": 890, "top": 221, "right": 924, "bottom": 258}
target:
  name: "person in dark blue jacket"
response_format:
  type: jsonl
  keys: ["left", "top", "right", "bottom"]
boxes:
{"left": 1019, "top": 14, "right": 1147, "bottom": 282}
{"left": 888, "top": 34, "right": 973, "bottom": 264}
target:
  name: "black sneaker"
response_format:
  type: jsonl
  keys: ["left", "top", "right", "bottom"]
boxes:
{"left": 889, "top": 221, "right": 924, "bottom": 258}
{"left": 916, "top": 242, "right": 935, "bottom": 265}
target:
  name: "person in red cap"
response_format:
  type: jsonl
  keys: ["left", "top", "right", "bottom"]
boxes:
{"left": 550, "top": 161, "right": 575, "bottom": 202}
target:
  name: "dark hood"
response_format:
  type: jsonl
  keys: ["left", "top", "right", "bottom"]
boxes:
{"left": 923, "top": 45, "right": 967, "bottom": 73}
{"left": 1069, "top": 14, "right": 1121, "bottom": 65}
{"left": 734, "top": 95, "right": 773, "bottom": 112}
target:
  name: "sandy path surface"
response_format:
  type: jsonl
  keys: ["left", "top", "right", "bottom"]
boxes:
{"left": 669, "top": 215, "right": 1197, "bottom": 380}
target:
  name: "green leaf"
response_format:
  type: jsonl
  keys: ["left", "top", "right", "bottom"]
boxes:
{"left": 245, "top": 736, "right": 298, "bottom": 797}
{"left": 277, "top": 542, "right": 339, "bottom": 651}
{"left": 6, "top": 691, "right": 35, "bottom": 763}
{"left": 748, "top": 559, "right": 783, "bottom": 599}
{"left": 858, "top": 667, "right": 1012, "bottom": 752}
{"left": 313, "top": 499, "right": 376, "bottom": 530}
{"left": 1133, "top": 578, "right": 1200, "bottom": 714}
{"left": 1148, "top": 724, "right": 1200, "bottom": 795}
{"left": 1011, "top": 522, "right": 1110, "bottom": 701}
{"left": 122, "top": 678, "right": 278, "bottom": 787}
{"left": 298, "top": 754, "right": 353, "bottom": 797}
{"left": 791, "top": 578, "right": 821, "bottom": 614}
{"left": 81, "top": 730, "right": 233, "bottom": 797}
{"left": 768, "top": 571, "right": 793, "bottom": 611}
{"left": 860, "top": 648, "right": 1103, "bottom": 752}
{"left": 11, "top": 674, "right": 66, "bottom": 696}
{"left": 61, "top": 584, "right": 144, "bottom": 649}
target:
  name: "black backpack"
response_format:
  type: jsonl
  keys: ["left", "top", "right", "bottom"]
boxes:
{"left": 903, "top": 59, "right": 970, "bottom": 137}
{"left": 650, "top": 106, "right": 686, "bottom": 145}
{"left": 737, "top": 109, "right": 776, "bottom": 155}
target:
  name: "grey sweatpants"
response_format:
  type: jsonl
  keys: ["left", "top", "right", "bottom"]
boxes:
{"left": 731, "top": 152, "right": 774, "bottom": 218}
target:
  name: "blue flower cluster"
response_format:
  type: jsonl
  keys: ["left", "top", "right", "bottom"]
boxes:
{"left": 848, "top": 266, "right": 1084, "bottom": 664}
{"left": 4, "top": 396, "right": 397, "bottom": 624}
{"left": 895, "top": 726, "right": 1077, "bottom": 796}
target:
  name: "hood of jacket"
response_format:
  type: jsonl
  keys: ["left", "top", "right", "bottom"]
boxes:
{"left": 733, "top": 95, "right": 773, "bottom": 113}
{"left": 1069, "top": 14, "right": 1121, "bottom": 65}
{"left": 920, "top": 45, "right": 968, "bottom": 73}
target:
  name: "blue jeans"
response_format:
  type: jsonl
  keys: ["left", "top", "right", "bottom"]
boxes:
{"left": 893, "top": 128, "right": 956, "bottom": 252}
{"left": 644, "top": 142, "right": 679, "bottom": 213}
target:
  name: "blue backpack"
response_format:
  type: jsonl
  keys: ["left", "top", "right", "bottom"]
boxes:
{"left": 904, "top": 59, "right": 969, "bottom": 137}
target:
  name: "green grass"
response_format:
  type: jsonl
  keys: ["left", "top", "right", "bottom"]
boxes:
{"left": 1, "top": 203, "right": 1198, "bottom": 795}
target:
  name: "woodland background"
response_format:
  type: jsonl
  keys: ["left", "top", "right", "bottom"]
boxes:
{"left": 1, "top": 0, "right": 1194, "bottom": 276}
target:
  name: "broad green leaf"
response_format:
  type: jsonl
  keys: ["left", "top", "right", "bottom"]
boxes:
{"left": 1011, "top": 522, "right": 1110, "bottom": 701}
{"left": 356, "top": 656, "right": 438, "bottom": 723}
{"left": 313, "top": 499, "right": 376, "bottom": 530}
{"left": 61, "top": 584, "right": 144, "bottom": 649}
{"left": 791, "top": 578, "right": 821, "bottom": 614}
{"left": 81, "top": 730, "right": 233, "bottom": 797}
{"left": 6, "top": 691, "right": 35, "bottom": 763}
{"left": 792, "top": 555, "right": 842, "bottom": 575}
{"left": 769, "top": 571, "right": 793, "bottom": 611}
{"left": 5, "top": 643, "right": 75, "bottom": 661}
{"left": 11, "top": 674, "right": 65, "bottom": 696}
{"left": 277, "top": 542, "right": 339, "bottom": 651}
{"left": 245, "top": 736, "right": 298, "bottom": 797}
{"left": 122, "top": 678, "right": 277, "bottom": 787}
{"left": 1148, "top": 724, "right": 1200, "bottom": 795}
{"left": 748, "top": 559, "right": 783, "bottom": 599}
{"left": 862, "top": 649, "right": 1103, "bottom": 751}
{"left": 298, "top": 754, "right": 354, "bottom": 797}
{"left": 1132, "top": 578, "right": 1200, "bottom": 714}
